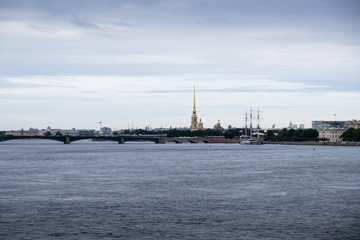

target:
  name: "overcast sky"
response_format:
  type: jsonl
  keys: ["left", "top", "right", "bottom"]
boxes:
{"left": 1, "top": 0, "right": 359, "bottom": 130}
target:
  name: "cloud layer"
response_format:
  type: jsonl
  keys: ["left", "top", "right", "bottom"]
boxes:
{"left": 0, "top": 0, "right": 359, "bottom": 129}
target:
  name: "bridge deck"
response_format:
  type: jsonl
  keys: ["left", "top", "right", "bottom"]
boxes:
{"left": 0, "top": 135, "right": 239, "bottom": 144}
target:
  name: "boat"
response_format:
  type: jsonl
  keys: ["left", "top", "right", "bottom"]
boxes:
{"left": 239, "top": 136, "right": 263, "bottom": 145}
{"left": 239, "top": 108, "right": 263, "bottom": 144}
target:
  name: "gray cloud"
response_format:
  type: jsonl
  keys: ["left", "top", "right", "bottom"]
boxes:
{"left": 0, "top": 79, "right": 75, "bottom": 89}
{"left": 148, "top": 87, "right": 333, "bottom": 94}
{"left": 0, "top": 0, "right": 359, "bottom": 129}
{"left": 71, "top": 18, "right": 103, "bottom": 30}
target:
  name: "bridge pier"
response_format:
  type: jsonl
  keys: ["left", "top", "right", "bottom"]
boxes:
{"left": 64, "top": 136, "right": 71, "bottom": 144}
{"left": 156, "top": 137, "right": 166, "bottom": 144}
{"left": 118, "top": 137, "right": 125, "bottom": 144}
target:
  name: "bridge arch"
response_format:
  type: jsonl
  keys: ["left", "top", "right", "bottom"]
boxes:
{"left": 0, "top": 136, "right": 66, "bottom": 143}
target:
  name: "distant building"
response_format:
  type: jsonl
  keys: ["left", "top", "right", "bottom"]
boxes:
{"left": 5, "top": 130, "right": 23, "bottom": 136}
{"left": 214, "top": 119, "right": 224, "bottom": 132}
{"left": 299, "top": 124, "right": 305, "bottom": 129}
{"left": 190, "top": 86, "right": 205, "bottom": 131}
{"left": 314, "top": 120, "right": 348, "bottom": 142}
{"left": 177, "top": 127, "right": 190, "bottom": 131}
{"left": 100, "top": 127, "right": 112, "bottom": 136}
{"left": 319, "top": 129, "right": 346, "bottom": 143}
{"left": 60, "top": 129, "right": 79, "bottom": 136}
{"left": 78, "top": 129, "right": 95, "bottom": 137}
{"left": 312, "top": 119, "right": 360, "bottom": 142}
{"left": 198, "top": 119, "right": 204, "bottom": 130}
{"left": 345, "top": 119, "right": 360, "bottom": 129}
{"left": 312, "top": 121, "right": 346, "bottom": 130}
{"left": 28, "top": 128, "right": 39, "bottom": 134}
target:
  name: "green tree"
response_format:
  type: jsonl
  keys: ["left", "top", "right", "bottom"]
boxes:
{"left": 224, "top": 129, "right": 239, "bottom": 139}
{"left": 286, "top": 129, "right": 295, "bottom": 138}
{"left": 265, "top": 128, "right": 319, "bottom": 142}
{"left": 264, "top": 130, "right": 277, "bottom": 141}
{"left": 341, "top": 128, "right": 360, "bottom": 141}
{"left": 303, "top": 129, "right": 319, "bottom": 138}
{"left": 123, "top": 129, "right": 131, "bottom": 134}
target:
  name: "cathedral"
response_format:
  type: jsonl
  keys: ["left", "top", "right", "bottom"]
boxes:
{"left": 190, "top": 86, "right": 205, "bottom": 131}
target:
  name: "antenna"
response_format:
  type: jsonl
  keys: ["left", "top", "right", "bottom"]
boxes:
{"left": 99, "top": 121, "right": 102, "bottom": 129}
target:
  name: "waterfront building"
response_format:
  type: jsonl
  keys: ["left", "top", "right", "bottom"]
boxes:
{"left": 319, "top": 129, "right": 346, "bottom": 143}
{"left": 314, "top": 120, "right": 349, "bottom": 142}
{"left": 312, "top": 119, "right": 359, "bottom": 134}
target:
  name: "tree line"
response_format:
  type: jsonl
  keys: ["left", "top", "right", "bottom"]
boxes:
{"left": 340, "top": 128, "right": 360, "bottom": 142}
{"left": 11, "top": 127, "right": 360, "bottom": 142}
{"left": 116, "top": 128, "right": 322, "bottom": 142}
{"left": 264, "top": 128, "right": 320, "bottom": 142}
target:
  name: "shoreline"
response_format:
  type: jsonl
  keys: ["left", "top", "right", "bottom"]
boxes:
{"left": 264, "top": 141, "right": 360, "bottom": 147}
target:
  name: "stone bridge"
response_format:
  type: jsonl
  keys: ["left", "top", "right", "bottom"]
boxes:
{"left": 0, "top": 135, "right": 239, "bottom": 144}
{"left": 0, "top": 135, "right": 164, "bottom": 144}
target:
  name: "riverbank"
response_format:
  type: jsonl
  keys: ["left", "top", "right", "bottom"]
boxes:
{"left": 265, "top": 141, "right": 360, "bottom": 146}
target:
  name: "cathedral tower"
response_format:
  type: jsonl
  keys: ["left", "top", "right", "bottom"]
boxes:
{"left": 190, "top": 86, "right": 198, "bottom": 131}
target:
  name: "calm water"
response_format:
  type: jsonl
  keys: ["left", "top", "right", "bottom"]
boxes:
{"left": 0, "top": 140, "right": 359, "bottom": 240}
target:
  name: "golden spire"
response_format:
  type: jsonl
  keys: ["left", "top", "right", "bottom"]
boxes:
{"left": 190, "top": 85, "right": 198, "bottom": 131}
{"left": 193, "top": 85, "right": 196, "bottom": 114}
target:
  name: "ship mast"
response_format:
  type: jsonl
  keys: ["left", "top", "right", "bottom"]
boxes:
{"left": 250, "top": 107, "right": 253, "bottom": 137}
{"left": 245, "top": 112, "right": 248, "bottom": 137}
{"left": 257, "top": 108, "right": 260, "bottom": 137}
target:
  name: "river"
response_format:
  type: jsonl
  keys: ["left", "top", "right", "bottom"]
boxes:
{"left": 0, "top": 140, "right": 359, "bottom": 239}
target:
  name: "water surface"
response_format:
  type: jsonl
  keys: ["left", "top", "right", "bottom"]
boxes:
{"left": 1, "top": 140, "right": 359, "bottom": 239}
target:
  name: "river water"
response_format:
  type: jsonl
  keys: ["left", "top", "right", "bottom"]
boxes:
{"left": 0, "top": 140, "right": 359, "bottom": 239}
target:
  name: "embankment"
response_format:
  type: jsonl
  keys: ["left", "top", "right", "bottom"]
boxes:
{"left": 265, "top": 141, "right": 359, "bottom": 146}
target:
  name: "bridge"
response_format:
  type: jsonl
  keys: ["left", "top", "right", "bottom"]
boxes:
{"left": 0, "top": 135, "right": 239, "bottom": 144}
{"left": 0, "top": 135, "right": 165, "bottom": 144}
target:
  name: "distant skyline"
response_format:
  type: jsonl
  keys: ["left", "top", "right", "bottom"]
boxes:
{"left": 1, "top": 0, "right": 359, "bottom": 130}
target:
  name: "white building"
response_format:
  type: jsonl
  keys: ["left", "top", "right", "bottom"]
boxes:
{"left": 319, "top": 129, "right": 346, "bottom": 142}
{"left": 100, "top": 127, "right": 112, "bottom": 136}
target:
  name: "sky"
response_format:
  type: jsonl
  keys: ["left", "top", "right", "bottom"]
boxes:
{"left": 1, "top": 0, "right": 359, "bottom": 130}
